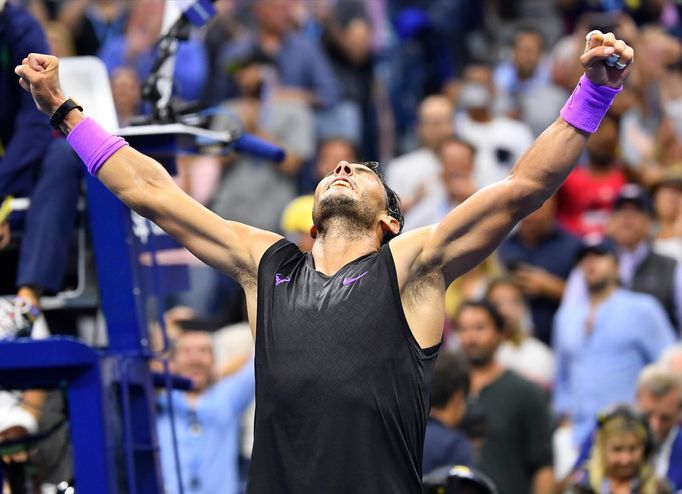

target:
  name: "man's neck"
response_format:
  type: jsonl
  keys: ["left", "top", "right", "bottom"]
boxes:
{"left": 470, "top": 361, "right": 504, "bottom": 394}
{"left": 588, "top": 282, "right": 616, "bottom": 306}
{"left": 258, "top": 30, "right": 283, "bottom": 56}
{"left": 587, "top": 161, "right": 615, "bottom": 176}
{"left": 311, "top": 224, "right": 380, "bottom": 276}
{"left": 467, "top": 109, "right": 492, "bottom": 123}
{"left": 430, "top": 408, "right": 454, "bottom": 427}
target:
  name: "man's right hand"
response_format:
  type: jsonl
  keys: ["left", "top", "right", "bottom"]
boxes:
{"left": 14, "top": 53, "right": 67, "bottom": 116}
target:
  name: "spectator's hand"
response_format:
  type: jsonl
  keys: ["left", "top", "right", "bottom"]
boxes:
{"left": 0, "top": 220, "right": 10, "bottom": 250}
{"left": 581, "top": 31, "right": 634, "bottom": 89}
{"left": 14, "top": 53, "right": 66, "bottom": 116}
{"left": 513, "top": 263, "right": 565, "bottom": 300}
{"left": 0, "top": 426, "right": 30, "bottom": 463}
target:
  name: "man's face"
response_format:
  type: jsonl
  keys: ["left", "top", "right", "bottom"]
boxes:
{"left": 581, "top": 252, "right": 618, "bottom": 293}
{"left": 455, "top": 307, "right": 503, "bottom": 367}
{"left": 518, "top": 196, "right": 556, "bottom": 241}
{"left": 313, "top": 162, "right": 389, "bottom": 236}
{"left": 513, "top": 32, "right": 543, "bottom": 78}
{"left": 254, "top": 0, "right": 291, "bottom": 35}
{"left": 172, "top": 332, "right": 215, "bottom": 392}
{"left": 637, "top": 388, "right": 682, "bottom": 443}
{"left": 439, "top": 142, "right": 475, "bottom": 203}
{"left": 487, "top": 283, "right": 524, "bottom": 331}
{"left": 609, "top": 204, "right": 651, "bottom": 250}
{"left": 603, "top": 432, "right": 645, "bottom": 481}
{"left": 654, "top": 185, "right": 681, "bottom": 223}
{"left": 316, "top": 140, "right": 357, "bottom": 180}
{"left": 587, "top": 116, "right": 618, "bottom": 166}
{"left": 417, "top": 97, "right": 454, "bottom": 149}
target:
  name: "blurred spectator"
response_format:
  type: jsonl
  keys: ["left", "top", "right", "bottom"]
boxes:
{"left": 494, "top": 25, "right": 565, "bottom": 135}
{"left": 556, "top": 115, "right": 627, "bottom": 237}
{"left": 455, "top": 63, "right": 534, "bottom": 188}
{"left": 553, "top": 237, "right": 675, "bottom": 454}
{"left": 98, "top": 0, "right": 208, "bottom": 103}
{"left": 209, "top": 54, "right": 315, "bottom": 232}
{"left": 620, "top": 26, "right": 681, "bottom": 174}
{"left": 0, "top": 1, "right": 53, "bottom": 335}
{"left": 209, "top": 0, "right": 340, "bottom": 110}
{"left": 455, "top": 301, "right": 554, "bottom": 494}
{"left": 56, "top": 0, "right": 128, "bottom": 56}
{"left": 444, "top": 256, "right": 503, "bottom": 330}
{"left": 403, "top": 136, "right": 476, "bottom": 231}
{"left": 386, "top": 95, "right": 453, "bottom": 215}
{"left": 202, "top": 0, "right": 245, "bottom": 105}
{"left": 280, "top": 194, "right": 314, "bottom": 251}
{"left": 569, "top": 365, "right": 682, "bottom": 491}
{"left": 563, "top": 404, "right": 673, "bottom": 494}
{"left": 387, "top": 0, "right": 484, "bottom": 145}
{"left": 43, "top": 20, "right": 76, "bottom": 57}
{"left": 632, "top": 366, "right": 682, "bottom": 489}
{"left": 652, "top": 174, "right": 682, "bottom": 263}
{"left": 110, "top": 66, "right": 141, "bottom": 126}
{"left": 423, "top": 350, "right": 475, "bottom": 475}
{"left": 494, "top": 26, "right": 550, "bottom": 100}
{"left": 157, "top": 326, "right": 254, "bottom": 494}
{"left": 498, "top": 195, "right": 581, "bottom": 345}
{"left": 320, "top": 1, "right": 380, "bottom": 158}
{"left": 659, "top": 344, "right": 682, "bottom": 374}
{"left": 314, "top": 137, "right": 358, "bottom": 181}
{"left": 608, "top": 184, "right": 682, "bottom": 333}
{"left": 486, "top": 278, "right": 555, "bottom": 390}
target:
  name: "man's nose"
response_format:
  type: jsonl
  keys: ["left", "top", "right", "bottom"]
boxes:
{"left": 333, "top": 161, "right": 353, "bottom": 176}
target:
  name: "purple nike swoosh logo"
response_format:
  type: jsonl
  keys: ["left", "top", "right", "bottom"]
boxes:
{"left": 274, "top": 273, "right": 291, "bottom": 286}
{"left": 342, "top": 271, "right": 368, "bottom": 286}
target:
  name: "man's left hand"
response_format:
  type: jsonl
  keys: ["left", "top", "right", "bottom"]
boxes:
{"left": 581, "top": 31, "right": 634, "bottom": 89}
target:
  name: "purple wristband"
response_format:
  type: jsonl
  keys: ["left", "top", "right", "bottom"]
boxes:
{"left": 66, "top": 117, "right": 128, "bottom": 176}
{"left": 560, "top": 75, "right": 622, "bottom": 133}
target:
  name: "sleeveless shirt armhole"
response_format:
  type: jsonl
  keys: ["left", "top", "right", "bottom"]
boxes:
{"left": 381, "top": 243, "right": 441, "bottom": 361}
{"left": 256, "top": 238, "right": 297, "bottom": 283}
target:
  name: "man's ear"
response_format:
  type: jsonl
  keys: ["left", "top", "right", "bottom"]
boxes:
{"left": 379, "top": 214, "right": 400, "bottom": 237}
{"left": 310, "top": 225, "right": 318, "bottom": 239}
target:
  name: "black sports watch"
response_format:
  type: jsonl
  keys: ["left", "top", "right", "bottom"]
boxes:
{"left": 50, "top": 97, "right": 83, "bottom": 131}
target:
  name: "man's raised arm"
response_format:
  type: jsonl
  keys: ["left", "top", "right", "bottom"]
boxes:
{"left": 14, "top": 53, "right": 281, "bottom": 285}
{"left": 407, "top": 32, "right": 633, "bottom": 285}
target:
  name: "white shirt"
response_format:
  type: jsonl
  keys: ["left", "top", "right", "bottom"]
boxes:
{"left": 497, "top": 337, "right": 555, "bottom": 389}
{"left": 456, "top": 113, "right": 534, "bottom": 188}
{"left": 654, "top": 425, "right": 679, "bottom": 478}
{"left": 386, "top": 148, "right": 445, "bottom": 206}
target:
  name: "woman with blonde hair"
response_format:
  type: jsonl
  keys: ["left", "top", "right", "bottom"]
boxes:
{"left": 564, "top": 404, "right": 673, "bottom": 494}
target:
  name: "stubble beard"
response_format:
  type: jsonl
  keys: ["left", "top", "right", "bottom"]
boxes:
{"left": 314, "top": 193, "right": 377, "bottom": 239}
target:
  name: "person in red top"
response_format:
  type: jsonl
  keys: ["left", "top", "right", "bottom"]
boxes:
{"left": 556, "top": 114, "right": 627, "bottom": 237}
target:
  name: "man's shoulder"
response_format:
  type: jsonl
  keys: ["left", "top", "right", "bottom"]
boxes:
{"left": 612, "top": 288, "right": 665, "bottom": 314}
{"left": 495, "top": 370, "right": 546, "bottom": 401}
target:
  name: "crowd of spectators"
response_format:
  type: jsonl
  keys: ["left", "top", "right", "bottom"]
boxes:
{"left": 1, "top": 0, "right": 682, "bottom": 493}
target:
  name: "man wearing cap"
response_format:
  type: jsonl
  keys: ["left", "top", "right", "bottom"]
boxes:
{"left": 553, "top": 235, "right": 675, "bottom": 451}
{"left": 608, "top": 183, "right": 682, "bottom": 333}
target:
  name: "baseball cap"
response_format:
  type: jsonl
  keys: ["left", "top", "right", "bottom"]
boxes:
{"left": 422, "top": 465, "right": 499, "bottom": 494}
{"left": 577, "top": 234, "right": 618, "bottom": 261}
{"left": 613, "top": 184, "right": 653, "bottom": 214}
{"left": 280, "top": 195, "right": 314, "bottom": 234}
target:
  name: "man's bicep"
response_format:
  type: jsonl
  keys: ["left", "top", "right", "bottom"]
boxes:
{"left": 96, "top": 147, "right": 282, "bottom": 282}
{"left": 421, "top": 180, "right": 525, "bottom": 283}
{"left": 129, "top": 177, "right": 281, "bottom": 282}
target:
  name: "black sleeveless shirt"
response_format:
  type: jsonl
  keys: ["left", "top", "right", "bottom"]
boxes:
{"left": 246, "top": 239, "right": 439, "bottom": 493}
